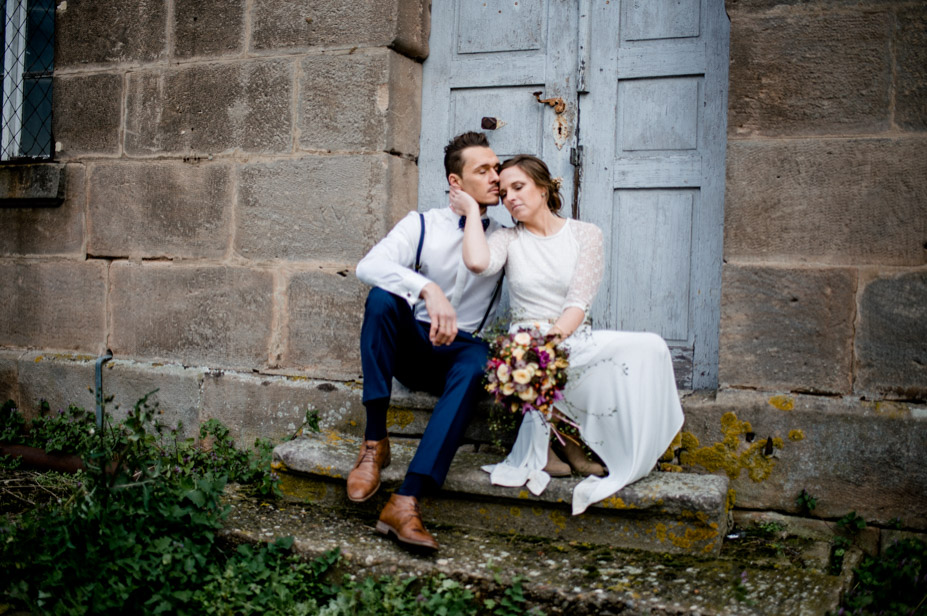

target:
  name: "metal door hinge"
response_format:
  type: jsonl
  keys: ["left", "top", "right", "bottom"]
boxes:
{"left": 570, "top": 145, "right": 584, "bottom": 167}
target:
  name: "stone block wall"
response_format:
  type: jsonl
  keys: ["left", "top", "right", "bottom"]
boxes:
{"left": 721, "top": 0, "right": 927, "bottom": 400}
{"left": 0, "top": 0, "right": 426, "bottom": 392}
{"left": 0, "top": 0, "right": 428, "bottom": 444}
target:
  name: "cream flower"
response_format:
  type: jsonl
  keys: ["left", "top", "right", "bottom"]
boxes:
{"left": 501, "top": 382, "right": 516, "bottom": 396}
{"left": 496, "top": 363, "right": 511, "bottom": 383}
{"left": 513, "top": 332, "right": 532, "bottom": 346}
{"left": 512, "top": 347, "right": 525, "bottom": 361}
{"left": 512, "top": 368, "right": 532, "bottom": 385}
{"left": 518, "top": 387, "right": 536, "bottom": 401}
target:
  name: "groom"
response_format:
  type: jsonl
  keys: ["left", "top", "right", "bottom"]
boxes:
{"left": 352, "top": 132, "right": 503, "bottom": 551}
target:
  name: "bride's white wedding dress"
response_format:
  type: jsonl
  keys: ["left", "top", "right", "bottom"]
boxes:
{"left": 479, "top": 218, "right": 684, "bottom": 515}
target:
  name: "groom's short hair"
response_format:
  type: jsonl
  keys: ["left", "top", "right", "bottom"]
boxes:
{"left": 444, "top": 132, "right": 491, "bottom": 180}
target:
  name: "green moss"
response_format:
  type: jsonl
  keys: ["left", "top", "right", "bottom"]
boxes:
{"left": 678, "top": 412, "right": 800, "bottom": 484}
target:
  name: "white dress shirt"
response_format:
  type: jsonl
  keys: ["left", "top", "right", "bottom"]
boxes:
{"left": 356, "top": 207, "right": 504, "bottom": 333}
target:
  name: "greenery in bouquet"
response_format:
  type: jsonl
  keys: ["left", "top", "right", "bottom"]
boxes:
{"left": 485, "top": 326, "right": 569, "bottom": 418}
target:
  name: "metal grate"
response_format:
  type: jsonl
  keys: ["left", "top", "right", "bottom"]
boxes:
{"left": 2, "top": 0, "right": 53, "bottom": 160}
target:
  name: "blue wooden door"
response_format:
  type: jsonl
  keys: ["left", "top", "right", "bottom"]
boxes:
{"left": 419, "top": 1, "right": 729, "bottom": 389}
{"left": 417, "top": 0, "right": 579, "bottom": 219}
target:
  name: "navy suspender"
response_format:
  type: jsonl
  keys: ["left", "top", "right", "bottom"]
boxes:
{"left": 414, "top": 212, "right": 503, "bottom": 335}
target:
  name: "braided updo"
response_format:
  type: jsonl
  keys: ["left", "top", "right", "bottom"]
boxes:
{"left": 499, "top": 155, "right": 563, "bottom": 214}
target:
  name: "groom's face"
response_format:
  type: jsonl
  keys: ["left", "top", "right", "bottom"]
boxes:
{"left": 451, "top": 146, "right": 500, "bottom": 207}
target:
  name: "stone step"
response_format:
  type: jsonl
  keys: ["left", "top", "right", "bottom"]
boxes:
{"left": 273, "top": 432, "right": 731, "bottom": 556}
{"left": 222, "top": 484, "right": 849, "bottom": 616}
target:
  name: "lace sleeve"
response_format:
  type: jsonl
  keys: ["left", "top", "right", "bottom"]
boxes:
{"left": 563, "top": 221, "right": 604, "bottom": 312}
{"left": 479, "top": 226, "right": 517, "bottom": 277}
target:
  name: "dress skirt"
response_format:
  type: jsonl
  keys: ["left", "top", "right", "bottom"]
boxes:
{"left": 483, "top": 323, "right": 685, "bottom": 515}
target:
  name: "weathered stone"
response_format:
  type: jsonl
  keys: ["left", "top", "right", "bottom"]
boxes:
{"left": 724, "top": 138, "right": 927, "bottom": 266}
{"left": 0, "top": 260, "right": 106, "bottom": 352}
{"left": 719, "top": 264, "right": 856, "bottom": 394}
{"left": 236, "top": 154, "right": 416, "bottom": 261}
{"left": 728, "top": 11, "right": 892, "bottom": 136}
{"left": 173, "top": 0, "right": 245, "bottom": 59}
{"left": 55, "top": 0, "right": 166, "bottom": 66}
{"left": 882, "top": 529, "right": 927, "bottom": 556}
{"left": 855, "top": 271, "right": 927, "bottom": 399}
{"left": 53, "top": 73, "right": 123, "bottom": 156}
{"left": 110, "top": 263, "right": 274, "bottom": 369}
{"left": 394, "top": 0, "right": 430, "bottom": 60}
{"left": 732, "top": 511, "right": 879, "bottom": 560}
{"left": 275, "top": 435, "right": 730, "bottom": 555}
{"left": 0, "top": 351, "right": 19, "bottom": 406}
{"left": 683, "top": 390, "right": 927, "bottom": 530}
{"left": 200, "top": 371, "right": 362, "bottom": 446}
{"left": 251, "top": 0, "right": 429, "bottom": 59}
{"left": 87, "top": 162, "right": 232, "bottom": 258}
{"left": 895, "top": 4, "right": 927, "bottom": 130}
{"left": 14, "top": 353, "right": 203, "bottom": 438}
{"left": 297, "top": 49, "right": 421, "bottom": 156}
{"left": 0, "top": 163, "right": 65, "bottom": 204}
{"left": 283, "top": 271, "right": 367, "bottom": 380}
{"left": 124, "top": 59, "right": 292, "bottom": 156}
{"left": 225, "top": 487, "right": 845, "bottom": 616}
{"left": 726, "top": 0, "right": 904, "bottom": 13}
{"left": 0, "top": 164, "right": 85, "bottom": 256}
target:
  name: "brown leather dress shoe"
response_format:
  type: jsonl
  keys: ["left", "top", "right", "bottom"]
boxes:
{"left": 375, "top": 493, "right": 439, "bottom": 551}
{"left": 346, "top": 438, "right": 391, "bottom": 502}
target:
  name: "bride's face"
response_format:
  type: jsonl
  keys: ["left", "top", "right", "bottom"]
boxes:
{"left": 499, "top": 166, "right": 546, "bottom": 223}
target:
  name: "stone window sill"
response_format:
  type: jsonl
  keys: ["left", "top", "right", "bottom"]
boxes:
{"left": 0, "top": 163, "right": 65, "bottom": 208}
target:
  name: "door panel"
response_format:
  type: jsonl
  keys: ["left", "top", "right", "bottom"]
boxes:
{"left": 450, "top": 86, "right": 545, "bottom": 159}
{"left": 618, "top": 78, "right": 701, "bottom": 151}
{"left": 614, "top": 189, "right": 694, "bottom": 341}
{"left": 624, "top": 0, "right": 701, "bottom": 41}
{"left": 457, "top": 2, "right": 544, "bottom": 53}
{"left": 418, "top": 0, "right": 579, "bottom": 221}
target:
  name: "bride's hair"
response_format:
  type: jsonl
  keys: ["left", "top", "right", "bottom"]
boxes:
{"left": 499, "top": 155, "right": 563, "bottom": 214}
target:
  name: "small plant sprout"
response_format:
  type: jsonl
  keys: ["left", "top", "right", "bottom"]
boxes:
{"left": 796, "top": 489, "right": 817, "bottom": 514}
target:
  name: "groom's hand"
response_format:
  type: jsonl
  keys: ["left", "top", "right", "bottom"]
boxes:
{"left": 420, "top": 283, "right": 458, "bottom": 346}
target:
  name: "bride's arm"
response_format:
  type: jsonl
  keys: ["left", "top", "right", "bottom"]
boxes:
{"left": 449, "top": 186, "right": 491, "bottom": 273}
{"left": 548, "top": 307, "right": 586, "bottom": 340}
{"left": 550, "top": 222, "right": 605, "bottom": 341}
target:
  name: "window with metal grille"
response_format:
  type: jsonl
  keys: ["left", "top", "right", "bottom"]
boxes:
{"left": 2, "top": 0, "right": 53, "bottom": 161}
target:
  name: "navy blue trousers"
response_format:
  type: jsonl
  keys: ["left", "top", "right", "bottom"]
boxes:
{"left": 360, "top": 287, "right": 488, "bottom": 488}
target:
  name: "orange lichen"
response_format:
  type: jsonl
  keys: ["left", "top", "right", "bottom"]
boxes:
{"left": 769, "top": 395, "right": 795, "bottom": 411}
{"left": 678, "top": 411, "right": 798, "bottom": 483}
{"left": 661, "top": 431, "right": 683, "bottom": 462}
{"left": 549, "top": 510, "right": 567, "bottom": 531}
{"left": 601, "top": 496, "right": 637, "bottom": 510}
{"left": 386, "top": 408, "right": 415, "bottom": 429}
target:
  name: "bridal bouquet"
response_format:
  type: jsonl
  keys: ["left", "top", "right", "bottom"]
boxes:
{"left": 485, "top": 326, "right": 570, "bottom": 417}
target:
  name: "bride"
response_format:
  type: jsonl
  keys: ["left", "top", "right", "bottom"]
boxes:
{"left": 451, "top": 154, "right": 684, "bottom": 515}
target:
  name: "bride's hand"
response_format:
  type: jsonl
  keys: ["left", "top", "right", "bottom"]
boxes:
{"left": 449, "top": 186, "right": 481, "bottom": 219}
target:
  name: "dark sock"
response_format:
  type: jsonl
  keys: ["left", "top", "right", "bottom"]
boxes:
{"left": 364, "top": 398, "right": 390, "bottom": 441}
{"left": 397, "top": 472, "right": 432, "bottom": 498}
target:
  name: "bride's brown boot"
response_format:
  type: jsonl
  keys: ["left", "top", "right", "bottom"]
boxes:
{"left": 543, "top": 444, "right": 571, "bottom": 477}
{"left": 560, "top": 439, "right": 606, "bottom": 477}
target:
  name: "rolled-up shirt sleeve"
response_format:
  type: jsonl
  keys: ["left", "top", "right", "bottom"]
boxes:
{"left": 355, "top": 212, "right": 431, "bottom": 307}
